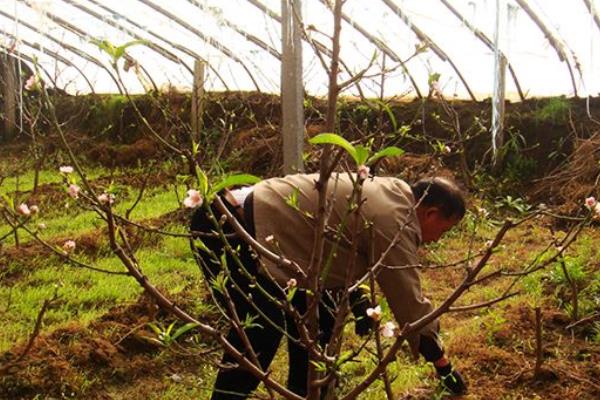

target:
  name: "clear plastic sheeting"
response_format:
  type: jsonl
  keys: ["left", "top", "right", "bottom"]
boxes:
{"left": 1, "top": 0, "right": 599, "bottom": 99}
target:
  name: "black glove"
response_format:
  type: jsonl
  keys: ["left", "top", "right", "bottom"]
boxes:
{"left": 435, "top": 363, "right": 467, "bottom": 396}
{"left": 350, "top": 288, "right": 374, "bottom": 337}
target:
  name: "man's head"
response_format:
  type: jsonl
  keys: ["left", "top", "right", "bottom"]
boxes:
{"left": 411, "top": 177, "right": 466, "bottom": 243}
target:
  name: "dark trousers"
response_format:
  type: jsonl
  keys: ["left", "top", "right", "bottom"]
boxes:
{"left": 190, "top": 196, "right": 335, "bottom": 399}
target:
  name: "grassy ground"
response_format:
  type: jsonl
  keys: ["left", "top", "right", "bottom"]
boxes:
{"left": 1, "top": 161, "right": 600, "bottom": 399}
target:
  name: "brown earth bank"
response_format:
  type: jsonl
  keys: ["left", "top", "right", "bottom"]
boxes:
{"left": 4, "top": 92, "right": 600, "bottom": 176}
{"left": 0, "top": 292, "right": 220, "bottom": 400}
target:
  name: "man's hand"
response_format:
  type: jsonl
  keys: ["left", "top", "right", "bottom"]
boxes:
{"left": 434, "top": 358, "right": 467, "bottom": 396}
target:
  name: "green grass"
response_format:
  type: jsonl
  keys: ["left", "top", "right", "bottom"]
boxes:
{"left": 0, "top": 166, "right": 110, "bottom": 196}
{"left": 0, "top": 186, "right": 184, "bottom": 246}
{"left": 0, "top": 230, "right": 201, "bottom": 353}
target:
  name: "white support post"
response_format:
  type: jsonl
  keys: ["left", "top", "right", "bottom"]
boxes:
{"left": 281, "top": 0, "right": 305, "bottom": 174}
{"left": 492, "top": 56, "right": 507, "bottom": 155}
{"left": 191, "top": 59, "right": 205, "bottom": 139}
{"left": 2, "top": 54, "right": 17, "bottom": 142}
{"left": 492, "top": 0, "right": 506, "bottom": 168}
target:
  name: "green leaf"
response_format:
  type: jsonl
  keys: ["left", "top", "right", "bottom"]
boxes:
{"left": 286, "top": 286, "right": 297, "bottom": 302}
{"left": 165, "top": 321, "right": 176, "bottom": 337}
{"left": 211, "top": 271, "right": 229, "bottom": 295}
{"left": 192, "top": 237, "right": 211, "bottom": 254}
{"left": 335, "top": 350, "right": 354, "bottom": 367}
{"left": 196, "top": 167, "right": 209, "bottom": 197}
{"left": 374, "top": 99, "right": 397, "bottom": 132}
{"left": 309, "top": 133, "right": 357, "bottom": 163}
{"left": 354, "top": 145, "right": 370, "bottom": 165}
{"left": 367, "top": 146, "right": 404, "bottom": 165}
{"left": 285, "top": 187, "right": 300, "bottom": 211}
{"left": 114, "top": 40, "right": 149, "bottom": 61}
{"left": 241, "top": 314, "right": 263, "bottom": 330}
{"left": 211, "top": 174, "right": 261, "bottom": 195}
{"left": 428, "top": 72, "right": 441, "bottom": 87}
{"left": 170, "top": 322, "right": 200, "bottom": 342}
{"left": 147, "top": 322, "right": 163, "bottom": 336}
{"left": 310, "top": 360, "right": 328, "bottom": 373}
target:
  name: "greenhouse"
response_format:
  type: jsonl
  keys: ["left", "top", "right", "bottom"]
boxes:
{"left": 1, "top": 1, "right": 600, "bottom": 399}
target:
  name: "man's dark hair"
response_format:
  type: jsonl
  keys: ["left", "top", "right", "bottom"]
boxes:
{"left": 411, "top": 177, "right": 466, "bottom": 219}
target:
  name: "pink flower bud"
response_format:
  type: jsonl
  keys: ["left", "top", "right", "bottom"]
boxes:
{"left": 585, "top": 197, "right": 597, "bottom": 209}
{"left": 97, "top": 193, "right": 115, "bottom": 205}
{"left": 183, "top": 189, "right": 203, "bottom": 208}
{"left": 17, "top": 203, "right": 31, "bottom": 216}
{"left": 366, "top": 305, "right": 382, "bottom": 321}
{"left": 68, "top": 184, "right": 80, "bottom": 199}
{"left": 357, "top": 165, "right": 370, "bottom": 180}
{"left": 286, "top": 278, "right": 297, "bottom": 289}
{"left": 63, "top": 240, "right": 76, "bottom": 254}
{"left": 24, "top": 75, "right": 39, "bottom": 91}
{"left": 380, "top": 321, "right": 397, "bottom": 338}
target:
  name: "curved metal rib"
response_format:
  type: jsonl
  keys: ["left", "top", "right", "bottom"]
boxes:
{"left": 439, "top": 0, "right": 524, "bottom": 100}
{"left": 186, "top": 0, "right": 281, "bottom": 60}
{"left": 0, "top": 9, "right": 120, "bottom": 92}
{"left": 80, "top": 0, "right": 229, "bottom": 89}
{"left": 380, "top": 0, "right": 477, "bottom": 101}
{"left": 0, "top": 48, "right": 56, "bottom": 88}
{"left": 135, "top": 0, "right": 262, "bottom": 91}
{"left": 0, "top": 29, "right": 95, "bottom": 92}
{"left": 514, "top": 0, "right": 579, "bottom": 97}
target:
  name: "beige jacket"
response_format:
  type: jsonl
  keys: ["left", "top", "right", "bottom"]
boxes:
{"left": 251, "top": 173, "right": 439, "bottom": 346}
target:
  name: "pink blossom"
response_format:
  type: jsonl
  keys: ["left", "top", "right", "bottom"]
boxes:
{"left": 17, "top": 203, "right": 31, "bottom": 216}
{"left": 24, "top": 75, "right": 39, "bottom": 91}
{"left": 380, "top": 321, "right": 397, "bottom": 338}
{"left": 63, "top": 240, "right": 76, "bottom": 254}
{"left": 357, "top": 165, "right": 370, "bottom": 180}
{"left": 97, "top": 193, "right": 115, "bottom": 205}
{"left": 59, "top": 166, "right": 74, "bottom": 174}
{"left": 286, "top": 278, "right": 297, "bottom": 289}
{"left": 67, "top": 184, "right": 80, "bottom": 199}
{"left": 585, "top": 197, "right": 597, "bottom": 209}
{"left": 183, "top": 189, "right": 203, "bottom": 208}
{"left": 366, "top": 305, "right": 382, "bottom": 321}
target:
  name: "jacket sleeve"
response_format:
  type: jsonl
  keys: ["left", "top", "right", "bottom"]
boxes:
{"left": 371, "top": 213, "right": 441, "bottom": 355}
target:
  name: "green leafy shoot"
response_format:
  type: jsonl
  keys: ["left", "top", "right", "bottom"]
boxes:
{"left": 367, "top": 147, "right": 404, "bottom": 165}
{"left": 211, "top": 270, "right": 229, "bottom": 295}
{"left": 241, "top": 314, "right": 263, "bottom": 330}
{"left": 147, "top": 321, "right": 199, "bottom": 346}
{"left": 286, "top": 187, "right": 301, "bottom": 211}
{"left": 92, "top": 39, "right": 149, "bottom": 65}
{"left": 211, "top": 174, "right": 261, "bottom": 198}
{"left": 309, "top": 133, "right": 404, "bottom": 167}
{"left": 286, "top": 286, "right": 297, "bottom": 302}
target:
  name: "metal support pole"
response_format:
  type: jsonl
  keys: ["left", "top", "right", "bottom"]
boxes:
{"left": 281, "top": 0, "right": 304, "bottom": 174}
{"left": 1, "top": 54, "right": 17, "bottom": 142}
{"left": 191, "top": 59, "right": 205, "bottom": 138}
{"left": 492, "top": 0, "right": 506, "bottom": 168}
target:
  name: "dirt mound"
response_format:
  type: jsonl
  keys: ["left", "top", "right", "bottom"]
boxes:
{"left": 450, "top": 304, "right": 600, "bottom": 400}
{"left": 0, "top": 293, "right": 214, "bottom": 399}
{"left": 530, "top": 132, "right": 600, "bottom": 212}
